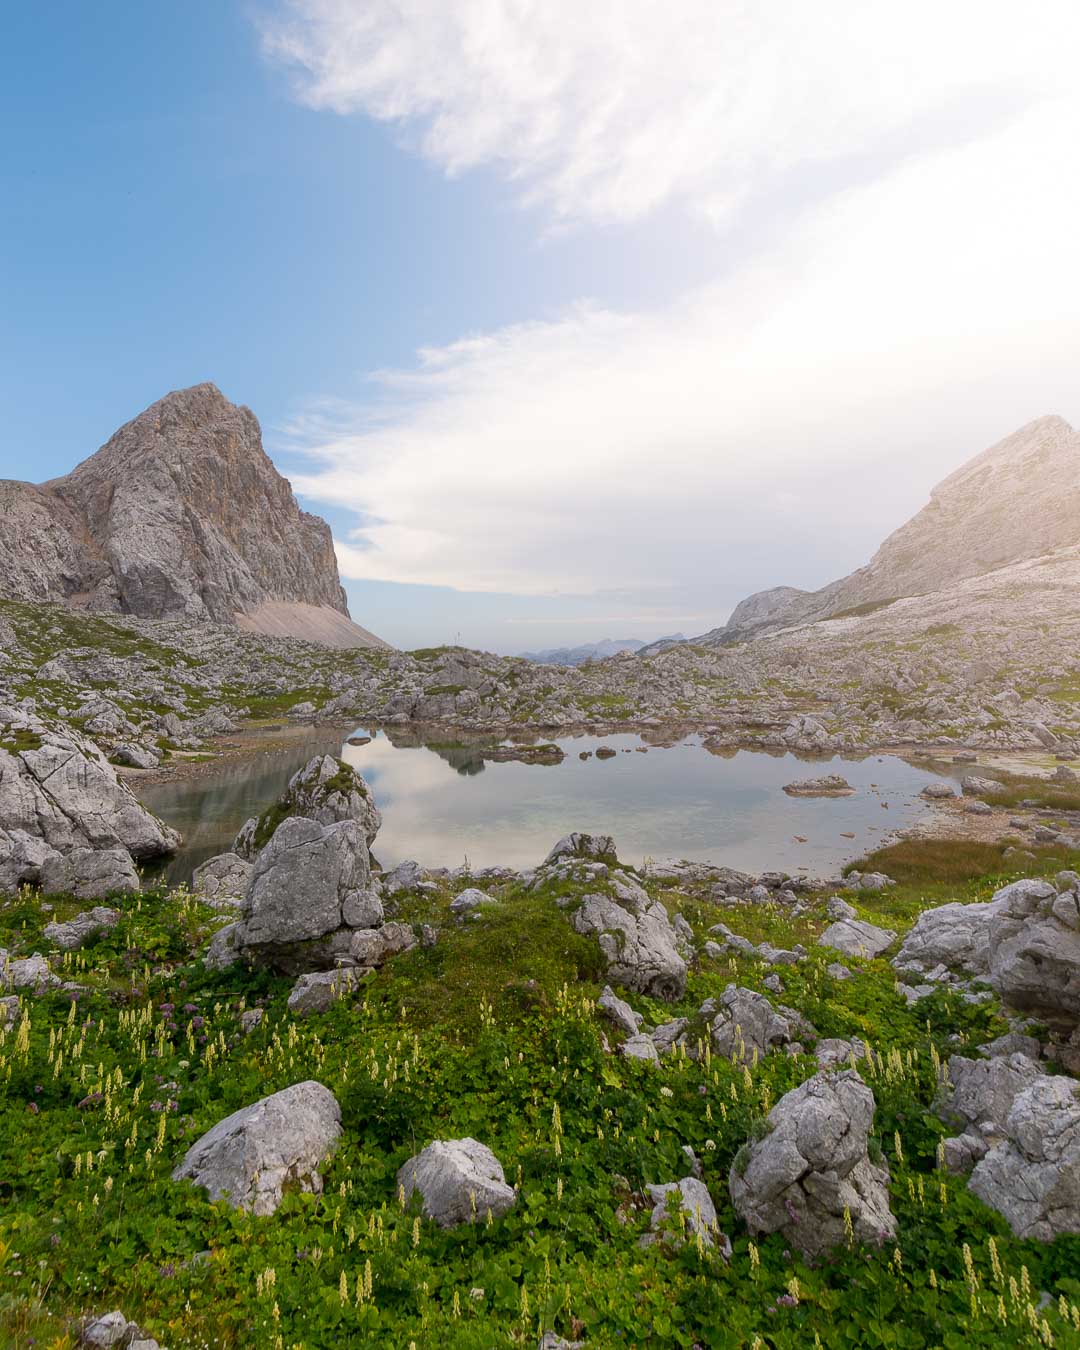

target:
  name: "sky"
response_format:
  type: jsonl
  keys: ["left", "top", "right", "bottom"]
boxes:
{"left": 2, "top": 2, "right": 1079, "bottom": 653}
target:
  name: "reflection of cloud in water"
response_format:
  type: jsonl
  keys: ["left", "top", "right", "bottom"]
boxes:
{"left": 148, "top": 727, "right": 962, "bottom": 880}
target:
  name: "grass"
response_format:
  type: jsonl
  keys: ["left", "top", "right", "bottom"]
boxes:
{"left": 839, "top": 837, "right": 1080, "bottom": 926}
{"left": 2, "top": 846, "right": 1080, "bottom": 1348}
{"left": 982, "top": 779, "right": 1080, "bottom": 811}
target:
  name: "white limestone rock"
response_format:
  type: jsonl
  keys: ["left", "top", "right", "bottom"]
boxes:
{"left": 172, "top": 1080, "right": 341, "bottom": 1216}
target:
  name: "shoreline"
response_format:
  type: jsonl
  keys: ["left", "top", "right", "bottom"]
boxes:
{"left": 120, "top": 715, "right": 1069, "bottom": 786}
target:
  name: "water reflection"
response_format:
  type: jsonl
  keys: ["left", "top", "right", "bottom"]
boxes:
{"left": 138, "top": 727, "right": 962, "bottom": 884}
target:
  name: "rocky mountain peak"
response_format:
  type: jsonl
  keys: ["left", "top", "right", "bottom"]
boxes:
{"left": 1, "top": 384, "right": 388, "bottom": 649}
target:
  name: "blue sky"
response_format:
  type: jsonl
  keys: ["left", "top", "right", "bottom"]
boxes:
{"left": 3, "top": 3, "right": 1078, "bottom": 651}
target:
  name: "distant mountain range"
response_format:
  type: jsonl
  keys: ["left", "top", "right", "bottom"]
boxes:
{"left": 521, "top": 635, "right": 685, "bottom": 666}
{"left": 642, "top": 414, "right": 1080, "bottom": 653}
{"left": 0, "top": 384, "right": 389, "bottom": 650}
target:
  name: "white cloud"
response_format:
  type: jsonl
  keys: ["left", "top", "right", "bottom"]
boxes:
{"left": 265, "top": 2, "right": 1080, "bottom": 623}
{"left": 263, "top": 0, "right": 1074, "bottom": 227}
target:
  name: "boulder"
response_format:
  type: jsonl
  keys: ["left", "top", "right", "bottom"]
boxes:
{"left": 0, "top": 951, "right": 59, "bottom": 992}
{"left": 0, "top": 723, "right": 179, "bottom": 861}
{"left": 597, "top": 985, "right": 642, "bottom": 1036}
{"left": 397, "top": 1138, "right": 516, "bottom": 1227}
{"left": 709, "top": 984, "right": 814, "bottom": 1062}
{"left": 79, "top": 1310, "right": 162, "bottom": 1349}
{"left": 845, "top": 871, "right": 895, "bottom": 892}
{"left": 544, "top": 832, "right": 618, "bottom": 866}
{"left": 287, "top": 968, "right": 364, "bottom": 1016}
{"left": 968, "top": 1075, "right": 1080, "bottom": 1239}
{"left": 729, "top": 1069, "right": 895, "bottom": 1258}
{"left": 986, "top": 877, "right": 1080, "bottom": 1022}
{"left": 111, "top": 743, "right": 160, "bottom": 770}
{"left": 620, "top": 1033, "right": 660, "bottom": 1062}
{"left": 572, "top": 878, "right": 687, "bottom": 1000}
{"left": 961, "top": 775, "right": 1000, "bottom": 797}
{"left": 892, "top": 899, "right": 1001, "bottom": 978}
{"left": 172, "top": 1080, "right": 341, "bottom": 1216}
{"left": 815, "top": 1037, "right": 866, "bottom": 1070}
{"left": 641, "top": 1177, "right": 728, "bottom": 1253}
{"left": 817, "top": 917, "right": 895, "bottom": 959}
{"left": 190, "top": 853, "right": 253, "bottom": 908}
{"left": 233, "top": 754, "right": 380, "bottom": 859}
{"left": 237, "top": 817, "right": 371, "bottom": 971}
{"left": 203, "top": 921, "right": 241, "bottom": 972}
{"left": 38, "top": 848, "right": 140, "bottom": 900}
{"left": 450, "top": 887, "right": 493, "bottom": 914}
{"left": 43, "top": 906, "right": 121, "bottom": 951}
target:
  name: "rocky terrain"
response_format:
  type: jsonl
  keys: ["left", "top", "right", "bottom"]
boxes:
{"left": 0, "top": 383, "right": 387, "bottom": 650}
{"left": 688, "top": 414, "right": 1080, "bottom": 644}
{"left": 2, "top": 542, "right": 1079, "bottom": 779}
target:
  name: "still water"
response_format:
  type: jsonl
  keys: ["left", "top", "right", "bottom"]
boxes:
{"left": 138, "top": 726, "right": 961, "bottom": 884}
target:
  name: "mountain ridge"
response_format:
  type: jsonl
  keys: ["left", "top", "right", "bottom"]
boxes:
{"left": 689, "top": 414, "right": 1080, "bottom": 646}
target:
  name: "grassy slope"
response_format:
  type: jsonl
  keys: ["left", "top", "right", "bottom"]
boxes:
{"left": 2, "top": 844, "right": 1080, "bottom": 1348}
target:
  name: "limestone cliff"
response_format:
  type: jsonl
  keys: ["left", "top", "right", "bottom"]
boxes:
{"left": 1, "top": 384, "right": 389, "bottom": 650}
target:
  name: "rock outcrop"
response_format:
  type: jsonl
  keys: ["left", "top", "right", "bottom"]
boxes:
{"left": 893, "top": 876, "right": 1080, "bottom": 1028}
{"left": 968, "top": 1075, "right": 1080, "bottom": 1240}
{"left": 709, "top": 985, "right": 814, "bottom": 1061}
{"left": 172, "top": 1080, "right": 341, "bottom": 1216}
{"left": 729, "top": 1069, "right": 895, "bottom": 1258}
{"left": 0, "top": 384, "right": 388, "bottom": 650}
{"left": 0, "top": 715, "right": 178, "bottom": 895}
{"left": 203, "top": 757, "right": 413, "bottom": 976}
{"left": 571, "top": 870, "right": 687, "bottom": 1000}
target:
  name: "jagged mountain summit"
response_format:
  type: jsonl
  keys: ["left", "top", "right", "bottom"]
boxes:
{"left": 0, "top": 383, "right": 389, "bottom": 649}
{"left": 695, "top": 414, "right": 1080, "bottom": 645}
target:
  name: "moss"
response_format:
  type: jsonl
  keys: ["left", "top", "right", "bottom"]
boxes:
{"left": 0, "top": 728, "right": 43, "bottom": 754}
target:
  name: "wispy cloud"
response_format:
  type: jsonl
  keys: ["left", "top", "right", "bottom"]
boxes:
{"left": 263, "top": 2, "right": 1080, "bottom": 625}
{"left": 261, "top": 0, "right": 1072, "bottom": 228}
